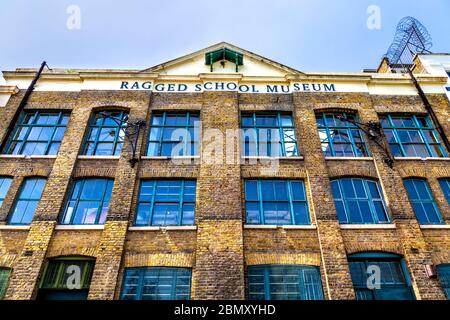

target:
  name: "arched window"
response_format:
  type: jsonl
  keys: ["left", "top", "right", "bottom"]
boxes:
{"left": 0, "top": 267, "right": 11, "bottom": 300}
{"left": 331, "top": 177, "right": 389, "bottom": 224}
{"left": 403, "top": 178, "right": 443, "bottom": 225}
{"left": 347, "top": 252, "right": 415, "bottom": 300}
{"left": 60, "top": 178, "right": 114, "bottom": 225}
{"left": 0, "top": 177, "right": 13, "bottom": 208}
{"left": 120, "top": 267, "right": 192, "bottom": 300}
{"left": 38, "top": 257, "right": 95, "bottom": 300}
{"left": 81, "top": 110, "right": 128, "bottom": 156}
{"left": 8, "top": 177, "right": 47, "bottom": 225}
{"left": 248, "top": 265, "right": 324, "bottom": 300}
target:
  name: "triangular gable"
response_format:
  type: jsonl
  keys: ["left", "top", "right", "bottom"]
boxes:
{"left": 142, "top": 42, "right": 304, "bottom": 77}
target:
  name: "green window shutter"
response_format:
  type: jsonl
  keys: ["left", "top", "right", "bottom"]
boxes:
{"left": 0, "top": 268, "right": 11, "bottom": 299}
{"left": 40, "top": 258, "right": 95, "bottom": 290}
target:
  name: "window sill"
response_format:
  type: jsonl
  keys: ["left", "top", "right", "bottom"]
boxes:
{"left": 54, "top": 225, "right": 105, "bottom": 230}
{"left": 324, "top": 157, "right": 373, "bottom": 161}
{"left": 394, "top": 157, "right": 450, "bottom": 161}
{"left": 140, "top": 156, "right": 200, "bottom": 160}
{"left": 77, "top": 155, "right": 120, "bottom": 160}
{"left": 0, "top": 225, "right": 31, "bottom": 231}
{"left": 419, "top": 224, "right": 450, "bottom": 230}
{"left": 340, "top": 223, "right": 396, "bottom": 230}
{"left": 241, "top": 156, "right": 304, "bottom": 161}
{"left": 128, "top": 226, "right": 197, "bottom": 231}
{"left": 243, "top": 224, "right": 316, "bottom": 230}
{"left": 0, "top": 155, "right": 57, "bottom": 159}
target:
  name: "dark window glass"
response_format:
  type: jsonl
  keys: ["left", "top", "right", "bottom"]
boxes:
{"left": 37, "top": 258, "right": 95, "bottom": 300}
{"left": 245, "top": 180, "right": 310, "bottom": 225}
{"left": 437, "top": 264, "right": 450, "bottom": 299}
{"left": 61, "top": 179, "right": 113, "bottom": 225}
{"left": 248, "top": 265, "right": 324, "bottom": 300}
{"left": 0, "top": 268, "right": 11, "bottom": 300}
{"left": 0, "top": 177, "right": 13, "bottom": 208}
{"left": 348, "top": 253, "right": 415, "bottom": 300}
{"left": 147, "top": 112, "right": 199, "bottom": 157}
{"left": 4, "top": 111, "right": 69, "bottom": 155}
{"left": 241, "top": 113, "right": 299, "bottom": 157}
{"left": 439, "top": 179, "right": 450, "bottom": 205}
{"left": 403, "top": 179, "right": 443, "bottom": 225}
{"left": 135, "top": 180, "right": 196, "bottom": 226}
{"left": 316, "top": 112, "right": 369, "bottom": 157}
{"left": 81, "top": 111, "right": 128, "bottom": 156}
{"left": 331, "top": 178, "right": 389, "bottom": 224}
{"left": 120, "top": 267, "right": 191, "bottom": 300}
{"left": 8, "top": 177, "right": 46, "bottom": 225}
{"left": 380, "top": 114, "right": 447, "bottom": 158}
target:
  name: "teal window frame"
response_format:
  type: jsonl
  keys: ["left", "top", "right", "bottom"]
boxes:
{"left": 316, "top": 112, "right": 370, "bottom": 157}
{"left": 438, "top": 178, "right": 450, "bottom": 205}
{"left": 3, "top": 111, "right": 69, "bottom": 156}
{"left": 0, "top": 176, "right": 13, "bottom": 208}
{"left": 348, "top": 252, "right": 415, "bottom": 300}
{"left": 248, "top": 265, "right": 324, "bottom": 300}
{"left": 147, "top": 112, "right": 199, "bottom": 157}
{"left": 403, "top": 178, "right": 443, "bottom": 225}
{"left": 134, "top": 180, "right": 197, "bottom": 226}
{"left": 380, "top": 114, "right": 447, "bottom": 158}
{"left": 120, "top": 267, "right": 192, "bottom": 300}
{"left": 331, "top": 177, "right": 390, "bottom": 224}
{"left": 0, "top": 267, "right": 11, "bottom": 300}
{"left": 8, "top": 177, "right": 47, "bottom": 225}
{"left": 437, "top": 264, "right": 450, "bottom": 299}
{"left": 60, "top": 178, "right": 114, "bottom": 225}
{"left": 241, "top": 112, "right": 299, "bottom": 157}
{"left": 244, "top": 180, "right": 310, "bottom": 225}
{"left": 81, "top": 110, "right": 128, "bottom": 156}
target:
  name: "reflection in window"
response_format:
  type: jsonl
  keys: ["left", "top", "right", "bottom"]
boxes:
{"left": 135, "top": 180, "right": 196, "bottom": 226}
{"left": 81, "top": 111, "right": 128, "bottom": 156}
{"left": 380, "top": 114, "right": 447, "bottom": 158}
{"left": 0, "top": 177, "right": 13, "bottom": 208}
{"left": 403, "top": 178, "right": 443, "bottom": 225}
{"left": 147, "top": 112, "right": 199, "bottom": 157}
{"left": 9, "top": 177, "right": 46, "bottom": 225}
{"left": 3, "top": 111, "right": 69, "bottom": 156}
{"left": 241, "top": 113, "right": 298, "bottom": 157}
{"left": 248, "top": 265, "right": 324, "bottom": 300}
{"left": 245, "top": 180, "right": 310, "bottom": 225}
{"left": 331, "top": 178, "right": 389, "bottom": 224}
{"left": 316, "top": 112, "right": 369, "bottom": 157}
{"left": 120, "top": 267, "right": 191, "bottom": 300}
{"left": 60, "top": 178, "right": 114, "bottom": 225}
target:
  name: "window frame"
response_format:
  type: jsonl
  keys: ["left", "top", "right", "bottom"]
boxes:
{"left": 348, "top": 252, "right": 415, "bottom": 300}
{"left": 134, "top": 179, "right": 197, "bottom": 227}
{"left": 120, "top": 267, "right": 192, "bottom": 300}
{"left": 8, "top": 177, "right": 47, "bottom": 225}
{"left": 146, "top": 112, "right": 199, "bottom": 157}
{"left": 81, "top": 110, "right": 128, "bottom": 156}
{"left": 331, "top": 177, "right": 390, "bottom": 224}
{"left": 380, "top": 114, "right": 447, "bottom": 158}
{"left": 241, "top": 112, "right": 299, "bottom": 157}
{"left": 0, "top": 267, "right": 11, "bottom": 300}
{"left": 0, "top": 176, "right": 13, "bottom": 208}
{"left": 437, "top": 264, "right": 450, "bottom": 300}
{"left": 60, "top": 178, "right": 114, "bottom": 225}
{"left": 39, "top": 257, "right": 95, "bottom": 290}
{"left": 3, "top": 111, "right": 69, "bottom": 156}
{"left": 403, "top": 178, "right": 444, "bottom": 225}
{"left": 247, "top": 264, "right": 325, "bottom": 300}
{"left": 315, "top": 112, "right": 370, "bottom": 158}
{"left": 244, "top": 179, "right": 310, "bottom": 225}
{"left": 438, "top": 178, "right": 450, "bottom": 206}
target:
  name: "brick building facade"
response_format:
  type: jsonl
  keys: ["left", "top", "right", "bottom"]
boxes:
{"left": 0, "top": 43, "right": 449, "bottom": 300}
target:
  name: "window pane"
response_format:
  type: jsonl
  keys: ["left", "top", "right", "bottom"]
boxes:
{"left": 439, "top": 179, "right": 450, "bottom": 205}
{"left": 246, "top": 202, "right": 261, "bottom": 224}
{"left": 245, "top": 180, "right": 259, "bottom": 201}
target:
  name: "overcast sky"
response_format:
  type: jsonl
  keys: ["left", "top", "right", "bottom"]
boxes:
{"left": 1, "top": 0, "right": 449, "bottom": 75}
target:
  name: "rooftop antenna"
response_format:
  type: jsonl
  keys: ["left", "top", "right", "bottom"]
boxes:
{"left": 384, "top": 16, "right": 432, "bottom": 73}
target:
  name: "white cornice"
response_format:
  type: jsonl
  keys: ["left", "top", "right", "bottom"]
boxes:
{"left": 0, "top": 85, "right": 19, "bottom": 94}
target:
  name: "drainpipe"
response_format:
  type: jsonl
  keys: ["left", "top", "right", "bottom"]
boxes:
{"left": 0, "top": 61, "right": 48, "bottom": 151}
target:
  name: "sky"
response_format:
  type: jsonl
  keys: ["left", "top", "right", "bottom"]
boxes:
{"left": 0, "top": 0, "right": 449, "bottom": 76}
